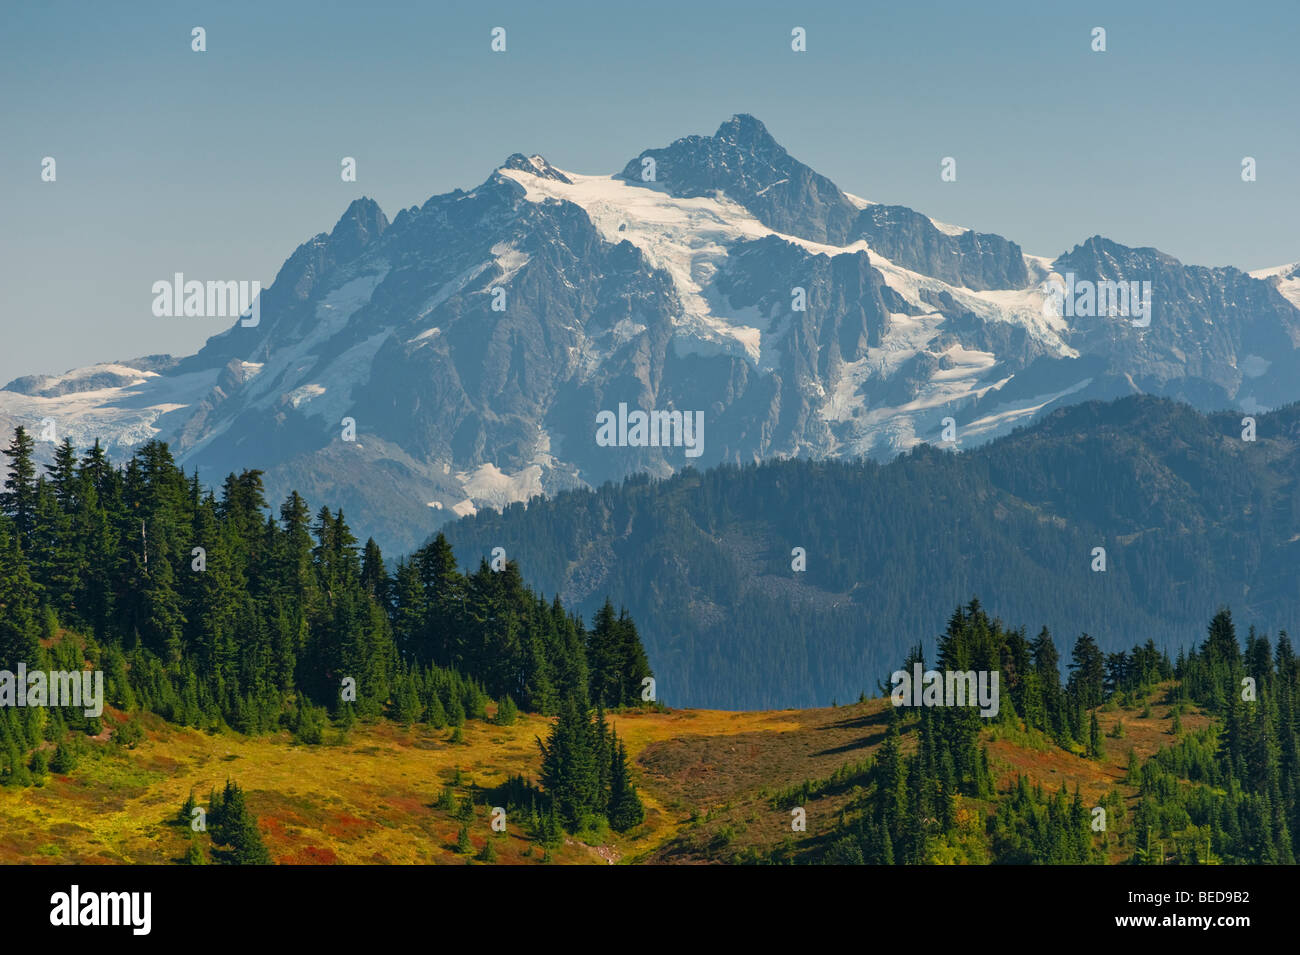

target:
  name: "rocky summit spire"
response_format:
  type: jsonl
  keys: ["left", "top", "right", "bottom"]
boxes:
{"left": 329, "top": 197, "right": 389, "bottom": 257}
{"left": 618, "top": 114, "right": 857, "bottom": 245}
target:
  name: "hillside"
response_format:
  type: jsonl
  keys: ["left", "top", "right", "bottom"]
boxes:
{"left": 444, "top": 394, "right": 1300, "bottom": 708}
{"left": 0, "top": 668, "right": 1215, "bottom": 865}
{"left": 3, "top": 553, "right": 1291, "bottom": 866}
{"left": 0, "top": 417, "right": 1292, "bottom": 866}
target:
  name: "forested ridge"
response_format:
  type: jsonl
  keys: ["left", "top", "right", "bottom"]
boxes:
{"left": 444, "top": 394, "right": 1300, "bottom": 708}
{"left": 742, "top": 601, "right": 1299, "bottom": 865}
{"left": 0, "top": 427, "right": 651, "bottom": 844}
{"left": 1, "top": 418, "right": 1295, "bottom": 865}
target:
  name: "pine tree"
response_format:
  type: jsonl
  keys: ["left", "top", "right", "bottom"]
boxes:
{"left": 49, "top": 739, "right": 78, "bottom": 774}
{"left": 209, "top": 780, "right": 271, "bottom": 865}
{"left": 586, "top": 601, "right": 620, "bottom": 708}
{"left": 533, "top": 805, "right": 563, "bottom": 848}
{"left": 494, "top": 695, "right": 518, "bottom": 726}
{"left": 360, "top": 538, "right": 390, "bottom": 608}
{"left": 1068, "top": 634, "right": 1107, "bottom": 711}
{"left": 607, "top": 734, "right": 645, "bottom": 832}
{"left": 426, "top": 693, "right": 448, "bottom": 729}
{"left": 46, "top": 439, "right": 79, "bottom": 512}
{"left": 415, "top": 533, "right": 463, "bottom": 667}
{"left": 0, "top": 520, "right": 40, "bottom": 671}
{"left": 1, "top": 427, "right": 38, "bottom": 544}
{"left": 23, "top": 732, "right": 47, "bottom": 771}
{"left": 456, "top": 795, "right": 475, "bottom": 823}
{"left": 538, "top": 696, "right": 600, "bottom": 830}
{"left": 184, "top": 835, "right": 208, "bottom": 865}
{"left": 391, "top": 559, "right": 425, "bottom": 661}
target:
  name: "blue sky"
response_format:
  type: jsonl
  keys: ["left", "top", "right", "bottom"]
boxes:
{"left": 3, "top": 0, "right": 1297, "bottom": 383}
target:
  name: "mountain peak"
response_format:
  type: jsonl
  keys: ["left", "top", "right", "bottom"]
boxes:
{"left": 331, "top": 197, "right": 389, "bottom": 250}
{"left": 500, "top": 153, "right": 572, "bottom": 183}
{"left": 617, "top": 114, "right": 856, "bottom": 244}
{"left": 713, "top": 113, "right": 779, "bottom": 151}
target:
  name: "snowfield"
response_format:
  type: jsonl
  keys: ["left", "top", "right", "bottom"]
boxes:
{"left": 500, "top": 161, "right": 1082, "bottom": 459}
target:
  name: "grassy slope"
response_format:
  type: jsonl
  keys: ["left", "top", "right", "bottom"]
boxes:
{"left": 0, "top": 685, "right": 1206, "bottom": 864}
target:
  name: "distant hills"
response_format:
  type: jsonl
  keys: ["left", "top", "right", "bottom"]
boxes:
{"left": 444, "top": 395, "right": 1300, "bottom": 708}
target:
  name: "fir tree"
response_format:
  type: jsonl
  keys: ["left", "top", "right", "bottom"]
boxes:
{"left": 607, "top": 734, "right": 645, "bottom": 832}
{"left": 184, "top": 835, "right": 208, "bottom": 865}
{"left": 209, "top": 780, "right": 272, "bottom": 865}
{"left": 538, "top": 696, "right": 600, "bottom": 830}
{"left": 1, "top": 427, "right": 38, "bottom": 544}
{"left": 494, "top": 695, "right": 518, "bottom": 726}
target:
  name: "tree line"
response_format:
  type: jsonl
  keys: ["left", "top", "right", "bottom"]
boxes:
{"left": 0, "top": 427, "right": 653, "bottom": 841}
{"left": 752, "top": 600, "right": 1297, "bottom": 865}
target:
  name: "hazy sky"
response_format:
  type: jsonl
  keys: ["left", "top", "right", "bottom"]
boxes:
{"left": 3, "top": 0, "right": 1297, "bottom": 384}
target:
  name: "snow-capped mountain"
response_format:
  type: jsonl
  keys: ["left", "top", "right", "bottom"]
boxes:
{"left": 4, "top": 115, "right": 1299, "bottom": 555}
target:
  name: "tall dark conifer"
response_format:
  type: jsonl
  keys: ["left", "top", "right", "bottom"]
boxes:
{"left": 0, "top": 426, "right": 37, "bottom": 544}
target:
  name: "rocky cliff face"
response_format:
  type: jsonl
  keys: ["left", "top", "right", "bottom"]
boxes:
{"left": 3, "top": 115, "right": 1298, "bottom": 556}
{"left": 855, "top": 204, "right": 1028, "bottom": 291}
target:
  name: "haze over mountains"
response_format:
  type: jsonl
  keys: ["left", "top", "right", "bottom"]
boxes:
{"left": 445, "top": 395, "right": 1300, "bottom": 708}
{"left": 4, "top": 115, "right": 1300, "bottom": 557}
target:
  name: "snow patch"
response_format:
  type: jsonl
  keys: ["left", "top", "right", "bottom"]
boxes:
{"left": 962, "top": 378, "right": 1095, "bottom": 441}
{"left": 455, "top": 461, "right": 544, "bottom": 511}
{"left": 0, "top": 365, "right": 222, "bottom": 454}
{"left": 499, "top": 166, "right": 880, "bottom": 366}
{"left": 754, "top": 178, "right": 789, "bottom": 196}
{"left": 409, "top": 326, "right": 443, "bottom": 344}
{"left": 1250, "top": 263, "right": 1300, "bottom": 311}
{"left": 286, "top": 383, "right": 326, "bottom": 408}
{"left": 928, "top": 216, "right": 967, "bottom": 237}
{"left": 491, "top": 241, "right": 531, "bottom": 283}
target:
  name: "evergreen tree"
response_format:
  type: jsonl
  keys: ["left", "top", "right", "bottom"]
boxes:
{"left": 494, "top": 695, "right": 518, "bottom": 726}
{"left": 184, "top": 835, "right": 208, "bottom": 865}
{"left": 0, "top": 520, "right": 40, "bottom": 671}
{"left": 607, "top": 733, "right": 645, "bottom": 832}
{"left": 1068, "top": 634, "right": 1106, "bottom": 711}
{"left": 538, "top": 696, "right": 600, "bottom": 830}
{"left": 209, "top": 780, "right": 272, "bottom": 865}
{"left": 1, "top": 427, "right": 38, "bottom": 544}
